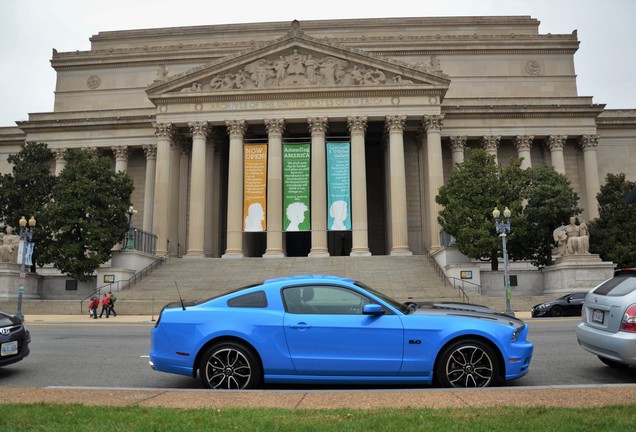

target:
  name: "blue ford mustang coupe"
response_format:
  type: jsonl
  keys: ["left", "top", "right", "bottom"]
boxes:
{"left": 150, "top": 275, "right": 533, "bottom": 389}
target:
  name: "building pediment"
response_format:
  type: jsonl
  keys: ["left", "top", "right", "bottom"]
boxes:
{"left": 147, "top": 20, "right": 450, "bottom": 101}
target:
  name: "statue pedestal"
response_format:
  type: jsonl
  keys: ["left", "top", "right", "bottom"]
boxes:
{"left": 0, "top": 262, "right": 40, "bottom": 299}
{"left": 543, "top": 255, "right": 614, "bottom": 295}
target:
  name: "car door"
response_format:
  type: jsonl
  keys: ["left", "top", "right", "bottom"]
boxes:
{"left": 282, "top": 285, "right": 404, "bottom": 376}
{"left": 565, "top": 293, "right": 585, "bottom": 316}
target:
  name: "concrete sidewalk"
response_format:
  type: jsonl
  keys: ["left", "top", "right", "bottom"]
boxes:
{"left": 1, "top": 385, "right": 635, "bottom": 409}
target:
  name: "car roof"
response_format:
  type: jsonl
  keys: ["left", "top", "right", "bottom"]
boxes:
{"left": 614, "top": 268, "right": 636, "bottom": 276}
{"left": 263, "top": 274, "right": 356, "bottom": 285}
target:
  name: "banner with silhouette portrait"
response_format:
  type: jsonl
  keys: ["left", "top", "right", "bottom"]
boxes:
{"left": 283, "top": 143, "right": 311, "bottom": 232}
{"left": 326, "top": 142, "right": 351, "bottom": 231}
{"left": 243, "top": 143, "right": 268, "bottom": 231}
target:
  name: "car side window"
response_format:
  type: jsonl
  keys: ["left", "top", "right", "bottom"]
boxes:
{"left": 227, "top": 291, "right": 268, "bottom": 308}
{"left": 283, "top": 285, "right": 372, "bottom": 315}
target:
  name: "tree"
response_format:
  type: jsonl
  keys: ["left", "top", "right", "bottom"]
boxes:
{"left": 436, "top": 148, "right": 581, "bottom": 270}
{"left": 511, "top": 164, "right": 582, "bottom": 268}
{"left": 37, "top": 149, "right": 134, "bottom": 281}
{"left": 0, "top": 142, "right": 56, "bottom": 228}
{"left": 0, "top": 142, "right": 56, "bottom": 268}
{"left": 588, "top": 173, "right": 636, "bottom": 268}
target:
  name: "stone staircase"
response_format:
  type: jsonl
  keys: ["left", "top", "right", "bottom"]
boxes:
{"left": 0, "top": 255, "right": 554, "bottom": 316}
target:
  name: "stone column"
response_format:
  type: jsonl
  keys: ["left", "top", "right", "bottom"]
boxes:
{"left": 448, "top": 136, "right": 466, "bottom": 166}
{"left": 142, "top": 144, "right": 157, "bottom": 232}
{"left": 152, "top": 123, "right": 173, "bottom": 256}
{"left": 223, "top": 120, "right": 247, "bottom": 258}
{"left": 264, "top": 119, "right": 285, "bottom": 258}
{"left": 348, "top": 116, "right": 371, "bottom": 256}
{"left": 53, "top": 148, "right": 67, "bottom": 176}
{"left": 186, "top": 121, "right": 209, "bottom": 258}
{"left": 385, "top": 115, "right": 412, "bottom": 256}
{"left": 170, "top": 138, "right": 184, "bottom": 256}
{"left": 424, "top": 114, "right": 444, "bottom": 250}
{"left": 308, "top": 117, "right": 330, "bottom": 257}
{"left": 205, "top": 132, "right": 218, "bottom": 257}
{"left": 546, "top": 135, "right": 567, "bottom": 175}
{"left": 580, "top": 135, "right": 601, "bottom": 220}
{"left": 482, "top": 136, "right": 501, "bottom": 163}
{"left": 515, "top": 135, "right": 534, "bottom": 169}
{"left": 112, "top": 146, "right": 129, "bottom": 173}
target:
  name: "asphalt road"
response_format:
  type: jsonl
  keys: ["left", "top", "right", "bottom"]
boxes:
{"left": 2, "top": 316, "right": 636, "bottom": 390}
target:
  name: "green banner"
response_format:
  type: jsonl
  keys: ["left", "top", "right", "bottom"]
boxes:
{"left": 283, "top": 143, "right": 311, "bottom": 231}
{"left": 326, "top": 142, "right": 351, "bottom": 231}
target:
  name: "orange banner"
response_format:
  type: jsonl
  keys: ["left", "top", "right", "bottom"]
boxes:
{"left": 243, "top": 143, "right": 268, "bottom": 231}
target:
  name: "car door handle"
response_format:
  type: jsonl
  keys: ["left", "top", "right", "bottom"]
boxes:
{"left": 289, "top": 322, "right": 311, "bottom": 330}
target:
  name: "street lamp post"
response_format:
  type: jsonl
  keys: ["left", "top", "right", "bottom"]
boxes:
{"left": 124, "top": 206, "right": 137, "bottom": 250}
{"left": 493, "top": 207, "right": 515, "bottom": 317}
{"left": 16, "top": 216, "right": 36, "bottom": 322}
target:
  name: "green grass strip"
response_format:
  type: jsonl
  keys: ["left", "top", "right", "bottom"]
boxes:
{"left": 0, "top": 404, "right": 634, "bottom": 432}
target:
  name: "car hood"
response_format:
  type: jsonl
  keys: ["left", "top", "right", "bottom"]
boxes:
{"left": 0, "top": 312, "right": 21, "bottom": 327}
{"left": 413, "top": 303, "right": 526, "bottom": 330}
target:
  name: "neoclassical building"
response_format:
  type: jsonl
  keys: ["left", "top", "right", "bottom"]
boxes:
{"left": 1, "top": 16, "right": 635, "bottom": 261}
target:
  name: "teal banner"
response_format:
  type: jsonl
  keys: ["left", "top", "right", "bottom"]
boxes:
{"left": 283, "top": 143, "right": 311, "bottom": 231}
{"left": 326, "top": 142, "right": 351, "bottom": 231}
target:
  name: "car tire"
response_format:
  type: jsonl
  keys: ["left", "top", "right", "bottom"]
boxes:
{"left": 199, "top": 342, "right": 262, "bottom": 390}
{"left": 550, "top": 306, "right": 564, "bottom": 317}
{"left": 598, "top": 356, "right": 629, "bottom": 369}
{"left": 435, "top": 339, "right": 500, "bottom": 388}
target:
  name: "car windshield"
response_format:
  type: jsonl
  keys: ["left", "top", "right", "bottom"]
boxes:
{"left": 593, "top": 275, "right": 636, "bottom": 297}
{"left": 354, "top": 281, "right": 411, "bottom": 314}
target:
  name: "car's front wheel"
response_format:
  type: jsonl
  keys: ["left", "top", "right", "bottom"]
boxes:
{"left": 199, "top": 342, "right": 261, "bottom": 389}
{"left": 436, "top": 339, "right": 500, "bottom": 388}
{"left": 550, "top": 306, "right": 564, "bottom": 317}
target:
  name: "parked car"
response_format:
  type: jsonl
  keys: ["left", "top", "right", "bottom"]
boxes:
{"left": 576, "top": 268, "right": 636, "bottom": 368}
{"left": 150, "top": 275, "right": 534, "bottom": 389}
{"left": 0, "top": 311, "right": 31, "bottom": 367}
{"left": 531, "top": 292, "right": 587, "bottom": 318}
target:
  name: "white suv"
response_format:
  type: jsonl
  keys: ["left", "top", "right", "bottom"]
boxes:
{"left": 576, "top": 268, "right": 636, "bottom": 368}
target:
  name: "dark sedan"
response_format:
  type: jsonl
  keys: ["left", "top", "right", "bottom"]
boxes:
{"left": 0, "top": 311, "right": 31, "bottom": 366}
{"left": 531, "top": 292, "right": 587, "bottom": 318}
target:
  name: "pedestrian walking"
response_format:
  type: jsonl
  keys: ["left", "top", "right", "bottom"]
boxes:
{"left": 108, "top": 292, "right": 118, "bottom": 317}
{"left": 99, "top": 293, "right": 111, "bottom": 318}
{"left": 88, "top": 296, "right": 98, "bottom": 319}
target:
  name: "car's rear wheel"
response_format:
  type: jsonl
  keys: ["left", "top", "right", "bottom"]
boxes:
{"left": 199, "top": 342, "right": 261, "bottom": 389}
{"left": 436, "top": 339, "right": 500, "bottom": 388}
{"left": 551, "top": 306, "right": 564, "bottom": 317}
{"left": 598, "top": 356, "right": 629, "bottom": 369}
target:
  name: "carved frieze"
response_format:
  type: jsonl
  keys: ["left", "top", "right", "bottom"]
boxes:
{"left": 176, "top": 49, "right": 441, "bottom": 93}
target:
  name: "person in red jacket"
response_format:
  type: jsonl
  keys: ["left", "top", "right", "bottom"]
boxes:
{"left": 99, "top": 293, "right": 111, "bottom": 318}
{"left": 88, "top": 296, "right": 98, "bottom": 319}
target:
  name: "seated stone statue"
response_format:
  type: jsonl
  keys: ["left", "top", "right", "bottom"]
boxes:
{"left": 553, "top": 217, "right": 590, "bottom": 256}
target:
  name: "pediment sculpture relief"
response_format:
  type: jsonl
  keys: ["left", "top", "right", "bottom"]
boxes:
{"left": 178, "top": 50, "right": 439, "bottom": 93}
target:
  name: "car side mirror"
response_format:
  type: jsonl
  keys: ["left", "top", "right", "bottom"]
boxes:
{"left": 363, "top": 304, "right": 385, "bottom": 315}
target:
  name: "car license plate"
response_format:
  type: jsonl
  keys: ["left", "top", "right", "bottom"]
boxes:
{"left": 1, "top": 341, "right": 18, "bottom": 356}
{"left": 592, "top": 309, "right": 604, "bottom": 324}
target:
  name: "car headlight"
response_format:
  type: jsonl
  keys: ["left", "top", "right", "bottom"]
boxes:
{"left": 537, "top": 303, "right": 549, "bottom": 309}
{"left": 511, "top": 328, "right": 520, "bottom": 342}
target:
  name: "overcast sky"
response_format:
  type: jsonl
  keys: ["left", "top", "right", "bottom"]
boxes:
{"left": 1, "top": 0, "right": 634, "bottom": 127}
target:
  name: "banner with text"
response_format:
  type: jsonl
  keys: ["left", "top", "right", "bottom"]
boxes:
{"left": 243, "top": 143, "right": 268, "bottom": 231}
{"left": 283, "top": 143, "right": 311, "bottom": 232}
{"left": 326, "top": 142, "right": 351, "bottom": 231}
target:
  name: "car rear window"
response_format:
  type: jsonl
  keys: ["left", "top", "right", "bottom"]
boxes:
{"left": 593, "top": 275, "right": 636, "bottom": 296}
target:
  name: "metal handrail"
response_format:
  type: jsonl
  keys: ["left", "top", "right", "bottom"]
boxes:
{"left": 80, "top": 252, "right": 170, "bottom": 313}
{"left": 425, "top": 252, "right": 477, "bottom": 303}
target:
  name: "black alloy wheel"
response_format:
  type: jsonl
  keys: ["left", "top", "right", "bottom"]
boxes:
{"left": 436, "top": 339, "right": 500, "bottom": 388}
{"left": 199, "top": 342, "right": 261, "bottom": 389}
{"left": 550, "top": 306, "right": 564, "bottom": 317}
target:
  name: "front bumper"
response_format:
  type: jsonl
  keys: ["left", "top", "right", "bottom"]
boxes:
{"left": 576, "top": 322, "right": 636, "bottom": 366}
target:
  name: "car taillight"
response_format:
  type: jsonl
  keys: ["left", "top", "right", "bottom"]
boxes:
{"left": 620, "top": 304, "right": 636, "bottom": 332}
